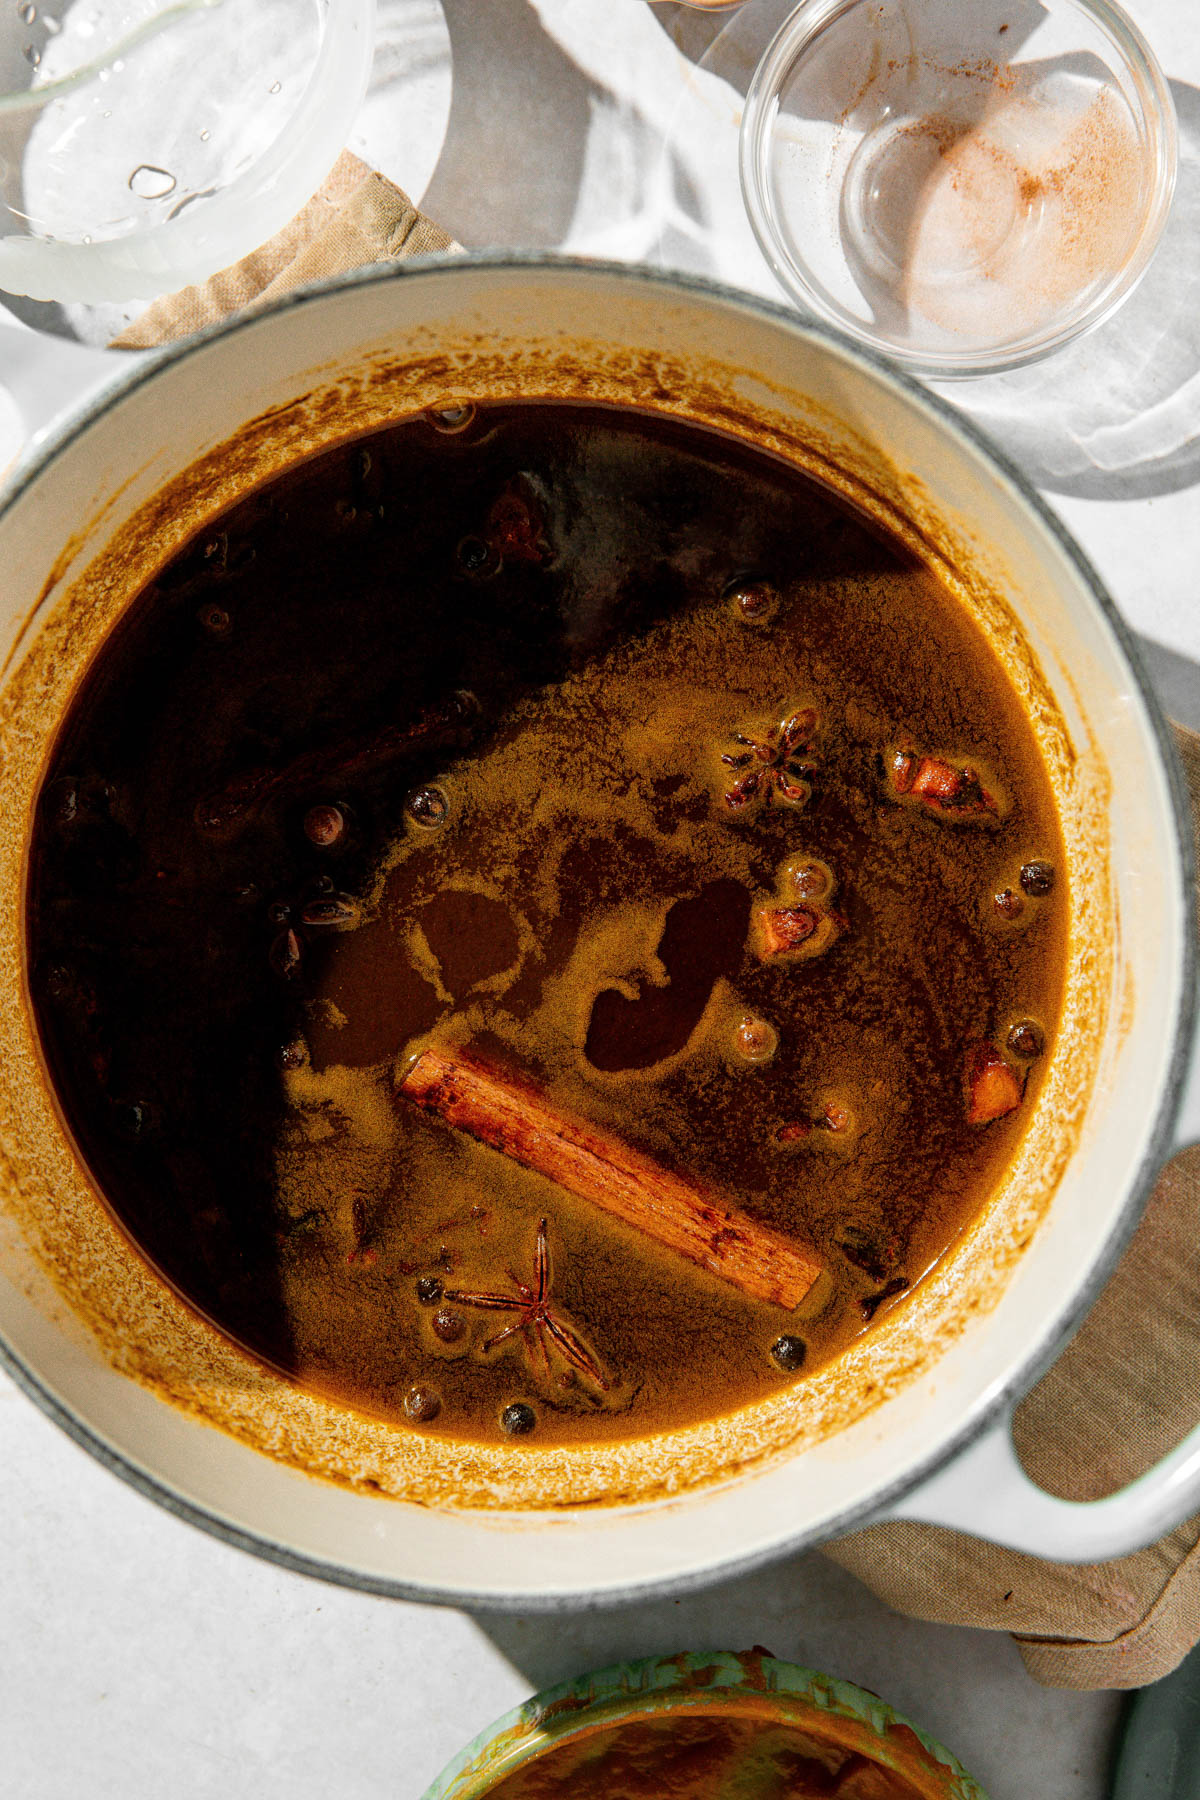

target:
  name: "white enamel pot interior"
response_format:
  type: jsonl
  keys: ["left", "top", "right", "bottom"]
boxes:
{"left": 0, "top": 258, "right": 1197, "bottom": 1607}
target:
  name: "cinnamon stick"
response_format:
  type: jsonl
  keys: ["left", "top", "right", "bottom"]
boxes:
{"left": 398, "top": 1047, "right": 820, "bottom": 1309}
{"left": 193, "top": 692, "right": 476, "bottom": 838}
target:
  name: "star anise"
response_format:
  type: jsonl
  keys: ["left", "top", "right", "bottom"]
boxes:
{"left": 443, "top": 1218, "right": 609, "bottom": 1391}
{"left": 722, "top": 706, "right": 818, "bottom": 811}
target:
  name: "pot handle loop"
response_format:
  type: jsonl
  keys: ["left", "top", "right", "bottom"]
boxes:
{"left": 878, "top": 1020, "right": 1200, "bottom": 1562}
{"left": 877, "top": 1404, "right": 1200, "bottom": 1562}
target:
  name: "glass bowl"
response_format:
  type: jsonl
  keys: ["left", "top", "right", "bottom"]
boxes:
{"left": 0, "top": 0, "right": 373, "bottom": 304}
{"left": 739, "top": 0, "right": 1178, "bottom": 376}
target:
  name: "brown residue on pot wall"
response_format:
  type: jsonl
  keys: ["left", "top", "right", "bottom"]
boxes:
{"left": 0, "top": 314, "right": 1108, "bottom": 1511}
{"left": 2, "top": 461, "right": 152, "bottom": 679}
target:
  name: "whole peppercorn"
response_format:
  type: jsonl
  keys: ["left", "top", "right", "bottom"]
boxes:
{"left": 45, "top": 777, "right": 80, "bottom": 827}
{"left": 1020, "top": 860, "right": 1055, "bottom": 897}
{"left": 304, "top": 803, "right": 346, "bottom": 849}
{"left": 501, "top": 1401, "right": 537, "bottom": 1436}
{"left": 788, "top": 860, "right": 830, "bottom": 901}
{"left": 403, "top": 1385, "right": 441, "bottom": 1423}
{"left": 300, "top": 895, "right": 361, "bottom": 930}
{"left": 770, "top": 1335, "right": 807, "bottom": 1372}
{"left": 429, "top": 404, "right": 475, "bottom": 433}
{"left": 198, "top": 602, "right": 231, "bottom": 637}
{"left": 269, "top": 927, "right": 302, "bottom": 979}
{"left": 1007, "top": 1020, "right": 1045, "bottom": 1060}
{"left": 112, "top": 1100, "right": 151, "bottom": 1142}
{"left": 456, "top": 534, "right": 499, "bottom": 579}
{"left": 725, "top": 577, "right": 780, "bottom": 625}
{"left": 734, "top": 1015, "right": 778, "bottom": 1064}
{"left": 405, "top": 784, "right": 449, "bottom": 830}
{"left": 431, "top": 1307, "right": 465, "bottom": 1344}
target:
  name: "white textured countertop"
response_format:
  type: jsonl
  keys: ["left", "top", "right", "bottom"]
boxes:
{"left": 3, "top": 1, "right": 1198, "bottom": 1793}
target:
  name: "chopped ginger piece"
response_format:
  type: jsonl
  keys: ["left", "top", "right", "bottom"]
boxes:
{"left": 756, "top": 905, "right": 818, "bottom": 957}
{"left": 965, "top": 1040, "right": 1023, "bottom": 1124}
{"left": 885, "top": 745, "right": 999, "bottom": 818}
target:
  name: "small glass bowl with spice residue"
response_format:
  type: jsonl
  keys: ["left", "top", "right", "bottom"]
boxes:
{"left": 739, "top": 0, "right": 1177, "bottom": 375}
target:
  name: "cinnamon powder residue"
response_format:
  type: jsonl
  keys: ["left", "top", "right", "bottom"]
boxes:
{"left": 898, "top": 81, "right": 1145, "bottom": 341}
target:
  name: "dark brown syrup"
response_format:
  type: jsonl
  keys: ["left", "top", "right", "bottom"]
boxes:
{"left": 27, "top": 402, "right": 1065, "bottom": 1446}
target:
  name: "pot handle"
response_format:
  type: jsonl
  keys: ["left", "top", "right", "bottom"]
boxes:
{"left": 877, "top": 1403, "right": 1200, "bottom": 1563}
{"left": 876, "top": 1025, "right": 1200, "bottom": 1561}
{"left": 0, "top": 323, "right": 143, "bottom": 456}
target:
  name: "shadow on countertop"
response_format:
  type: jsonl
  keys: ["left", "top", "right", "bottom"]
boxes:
{"left": 420, "top": 0, "right": 599, "bottom": 251}
{"left": 466, "top": 1545, "right": 1124, "bottom": 1799}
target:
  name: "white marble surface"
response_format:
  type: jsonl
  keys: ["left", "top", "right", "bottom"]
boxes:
{"left": 0, "top": 1372, "right": 1122, "bottom": 1799}
{"left": 4, "top": 0, "right": 1200, "bottom": 1792}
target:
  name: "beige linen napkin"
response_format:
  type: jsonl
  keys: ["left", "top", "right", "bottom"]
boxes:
{"left": 107, "top": 168, "right": 1200, "bottom": 1688}
{"left": 112, "top": 152, "right": 459, "bottom": 348}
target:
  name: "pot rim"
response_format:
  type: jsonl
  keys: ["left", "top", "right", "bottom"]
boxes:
{"left": 0, "top": 251, "right": 1194, "bottom": 1609}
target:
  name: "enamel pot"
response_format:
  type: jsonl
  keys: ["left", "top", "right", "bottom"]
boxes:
{"left": 0, "top": 258, "right": 1197, "bottom": 1607}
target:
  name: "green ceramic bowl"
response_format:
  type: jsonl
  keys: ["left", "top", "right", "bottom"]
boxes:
{"left": 422, "top": 1649, "right": 989, "bottom": 1799}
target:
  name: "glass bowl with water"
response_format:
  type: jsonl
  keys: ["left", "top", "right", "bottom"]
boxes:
{"left": 739, "top": 0, "right": 1177, "bottom": 375}
{"left": 0, "top": 0, "right": 373, "bottom": 303}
